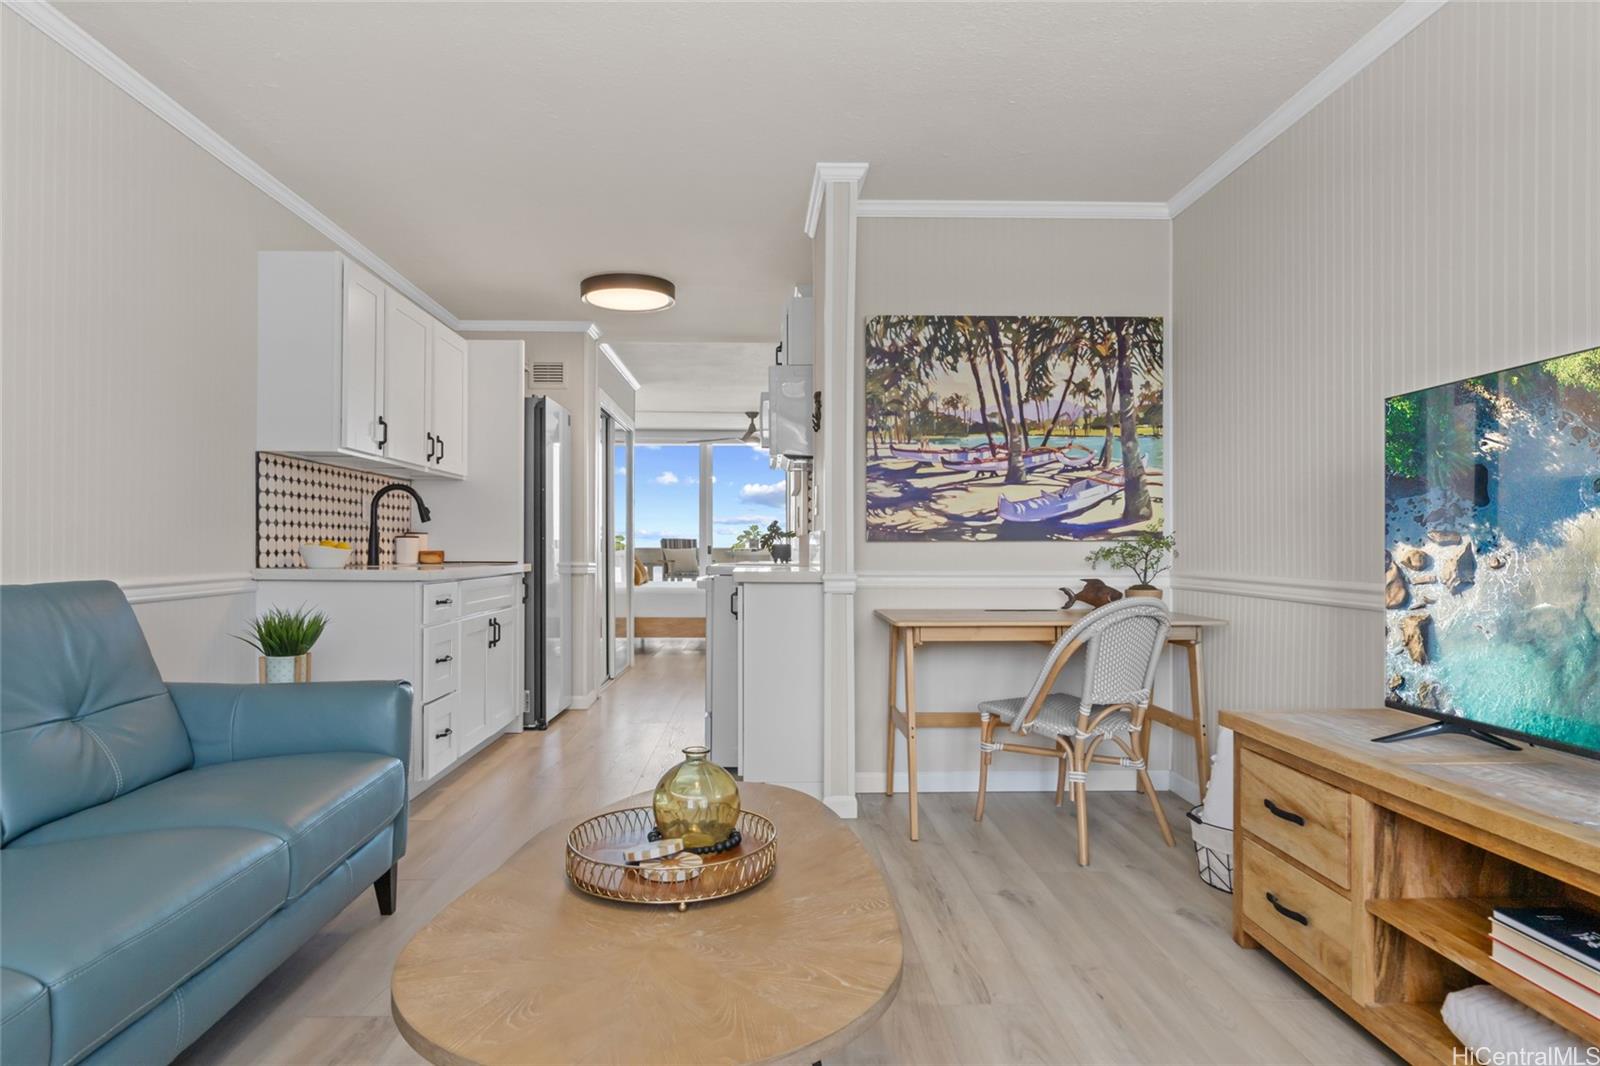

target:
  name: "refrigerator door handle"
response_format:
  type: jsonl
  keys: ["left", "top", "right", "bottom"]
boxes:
{"left": 730, "top": 588, "right": 739, "bottom": 618}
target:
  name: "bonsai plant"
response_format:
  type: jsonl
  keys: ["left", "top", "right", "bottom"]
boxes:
{"left": 238, "top": 605, "right": 328, "bottom": 683}
{"left": 1085, "top": 529, "right": 1177, "bottom": 599}
{"left": 757, "top": 520, "right": 798, "bottom": 563}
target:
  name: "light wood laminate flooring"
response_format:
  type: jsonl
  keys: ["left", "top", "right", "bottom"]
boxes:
{"left": 178, "top": 640, "right": 1390, "bottom": 1065}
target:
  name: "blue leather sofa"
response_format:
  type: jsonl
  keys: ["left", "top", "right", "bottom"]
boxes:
{"left": 0, "top": 581, "right": 411, "bottom": 1065}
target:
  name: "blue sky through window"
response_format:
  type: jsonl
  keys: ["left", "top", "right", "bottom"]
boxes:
{"left": 632, "top": 443, "right": 785, "bottom": 548}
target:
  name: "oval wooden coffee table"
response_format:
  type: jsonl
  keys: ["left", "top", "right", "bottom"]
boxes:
{"left": 392, "top": 783, "right": 903, "bottom": 1065}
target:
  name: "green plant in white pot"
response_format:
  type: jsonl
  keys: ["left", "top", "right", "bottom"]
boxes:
{"left": 239, "top": 606, "right": 328, "bottom": 683}
{"left": 1085, "top": 530, "right": 1177, "bottom": 599}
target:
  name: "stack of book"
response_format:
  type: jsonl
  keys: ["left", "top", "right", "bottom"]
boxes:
{"left": 1490, "top": 906, "right": 1600, "bottom": 1020}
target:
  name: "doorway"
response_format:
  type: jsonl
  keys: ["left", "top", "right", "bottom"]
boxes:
{"left": 602, "top": 407, "right": 634, "bottom": 680}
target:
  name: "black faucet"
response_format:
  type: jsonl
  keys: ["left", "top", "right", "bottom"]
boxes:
{"left": 368, "top": 483, "right": 432, "bottom": 566}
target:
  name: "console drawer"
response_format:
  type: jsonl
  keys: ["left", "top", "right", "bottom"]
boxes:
{"left": 1241, "top": 748, "right": 1351, "bottom": 889}
{"left": 422, "top": 695, "right": 459, "bottom": 781}
{"left": 1241, "top": 838, "right": 1353, "bottom": 991}
{"left": 422, "top": 622, "right": 459, "bottom": 704}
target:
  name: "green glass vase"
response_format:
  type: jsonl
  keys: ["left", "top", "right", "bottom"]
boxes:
{"left": 652, "top": 746, "right": 740, "bottom": 849}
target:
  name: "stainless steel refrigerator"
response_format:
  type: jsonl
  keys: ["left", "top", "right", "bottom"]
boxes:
{"left": 526, "top": 397, "right": 572, "bottom": 728}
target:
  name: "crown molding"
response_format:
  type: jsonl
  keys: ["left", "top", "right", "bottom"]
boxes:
{"left": 597, "top": 342, "right": 641, "bottom": 392}
{"left": 1168, "top": 0, "right": 1447, "bottom": 215}
{"left": 805, "top": 162, "right": 870, "bottom": 238}
{"left": 857, "top": 200, "right": 1170, "bottom": 222}
{"left": 456, "top": 320, "right": 602, "bottom": 338}
{"left": 3, "top": 0, "right": 462, "bottom": 329}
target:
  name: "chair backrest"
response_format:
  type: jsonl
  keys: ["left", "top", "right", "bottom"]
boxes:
{"left": 660, "top": 538, "right": 697, "bottom": 550}
{"left": 662, "top": 547, "right": 699, "bottom": 576}
{"left": 0, "top": 581, "right": 194, "bottom": 843}
{"left": 1012, "top": 598, "right": 1172, "bottom": 731}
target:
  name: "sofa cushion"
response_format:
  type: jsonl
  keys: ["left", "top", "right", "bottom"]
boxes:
{"left": 0, "top": 582, "right": 193, "bottom": 844}
{"left": 2, "top": 967, "right": 51, "bottom": 1065}
{"left": 12, "top": 753, "right": 405, "bottom": 900}
{"left": 0, "top": 828, "right": 288, "bottom": 1065}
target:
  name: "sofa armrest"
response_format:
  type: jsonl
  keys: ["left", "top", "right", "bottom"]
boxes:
{"left": 169, "top": 681, "right": 412, "bottom": 776}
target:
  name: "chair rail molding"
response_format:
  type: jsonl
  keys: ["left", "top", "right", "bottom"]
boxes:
{"left": 856, "top": 570, "right": 1163, "bottom": 591}
{"left": 2, "top": 0, "right": 458, "bottom": 328}
{"left": 1171, "top": 571, "right": 1383, "bottom": 613}
{"left": 117, "top": 574, "right": 257, "bottom": 605}
{"left": 858, "top": 200, "right": 1170, "bottom": 221}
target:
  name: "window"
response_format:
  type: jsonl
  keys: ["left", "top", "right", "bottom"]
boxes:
{"left": 712, "top": 444, "right": 786, "bottom": 549}
{"left": 633, "top": 444, "right": 700, "bottom": 549}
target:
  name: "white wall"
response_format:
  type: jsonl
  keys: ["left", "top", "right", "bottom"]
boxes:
{"left": 849, "top": 217, "right": 1178, "bottom": 795}
{"left": 1, "top": 10, "right": 333, "bottom": 681}
{"left": 1170, "top": 1, "right": 1600, "bottom": 773}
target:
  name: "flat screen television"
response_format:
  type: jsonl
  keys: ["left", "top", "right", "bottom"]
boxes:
{"left": 1383, "top": 346, "right": 1600, "bottom": 757}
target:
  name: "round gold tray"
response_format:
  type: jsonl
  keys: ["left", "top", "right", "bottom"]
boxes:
{"left": 565, "top": 807, "right": 777, "bottom": 910}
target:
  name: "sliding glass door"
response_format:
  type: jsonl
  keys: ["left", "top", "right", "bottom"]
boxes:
{"left": 602, "top": 410, "right": 633, "bottom": 680}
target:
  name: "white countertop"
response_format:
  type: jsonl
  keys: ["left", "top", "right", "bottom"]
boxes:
{"left": 253, "top": 562, "right": 529, "bottom": 582}
{"left": 704, "top": 562, "right": 823, "bottom": 584}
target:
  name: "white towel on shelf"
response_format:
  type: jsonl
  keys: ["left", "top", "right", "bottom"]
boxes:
{"left": 1441, "top": 984, "right": 1595, "bottom": 1059}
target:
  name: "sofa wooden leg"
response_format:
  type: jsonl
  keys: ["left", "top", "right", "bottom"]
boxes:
{"left": 374, "top": 865, "right": 398, "bottom": 916}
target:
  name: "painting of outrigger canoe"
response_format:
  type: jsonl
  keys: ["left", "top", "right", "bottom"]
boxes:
{"left": 865, "top": 315, "right": 1164, "bottom": 541}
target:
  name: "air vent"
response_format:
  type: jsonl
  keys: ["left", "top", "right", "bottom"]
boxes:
{"left": 528, "top": 362, "right": 566, "bottom": 388}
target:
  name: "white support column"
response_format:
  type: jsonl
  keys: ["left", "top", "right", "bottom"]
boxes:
{"left": 809, "top": 162, "right": 868, "bottom": 819}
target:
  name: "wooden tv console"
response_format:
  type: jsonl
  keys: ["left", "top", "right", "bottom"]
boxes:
{"left": 1222, "top": 708, "right": 1600, "bottom": 1063}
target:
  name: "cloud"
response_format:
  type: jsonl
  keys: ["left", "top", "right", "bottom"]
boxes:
{"left": 653, "top": 471, "right": 680, "bottom": 486}
{"left": 740, "top": 481, "right": 785, "bottom": 502}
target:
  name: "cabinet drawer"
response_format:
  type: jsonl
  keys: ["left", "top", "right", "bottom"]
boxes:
{"left": 1241, "top": 838, "right": 1353, "bottom": 991}
{"left": 422, "top": 696, "right": 459, "bottom": 781}
{"left": 423, "top": 582, "right": 460, "bottom": 626}
{"left": 460, "top": 575, "right": 520, "bottom": 617}
{"left": 422, "top": 622, "right": 459, "bottom": 703}
{"left": 1240, "top": 748, "right": 1351, "bottom": 889}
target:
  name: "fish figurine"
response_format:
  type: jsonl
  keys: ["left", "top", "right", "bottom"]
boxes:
{"left": 1064, "top": 578, "right": 1123, "bottom": 610}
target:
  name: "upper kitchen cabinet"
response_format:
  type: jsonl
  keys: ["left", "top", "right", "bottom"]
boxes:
{"left": 426, "top": 319, "right": 468, "bottom": 477}
{"left": 258, "top": 251, "right": 466, "bottom": 479}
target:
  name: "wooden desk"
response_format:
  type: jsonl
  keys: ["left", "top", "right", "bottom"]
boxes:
{"left": 392, "top": 783, "right": 903, "bottom": 1065}
{"left": 874, "top": 607, "right": 1227, "bottom": 841}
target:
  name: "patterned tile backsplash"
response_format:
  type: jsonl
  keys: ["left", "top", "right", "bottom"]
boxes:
{"left": 256, "top": 452, "right": 417, "bottom": 568}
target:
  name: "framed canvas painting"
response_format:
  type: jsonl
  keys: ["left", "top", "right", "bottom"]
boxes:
{"left": 864, "top": 315, "right": 1164, "bottom": 542}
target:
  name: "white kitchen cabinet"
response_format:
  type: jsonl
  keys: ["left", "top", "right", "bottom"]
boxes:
{"left": 254, "top": 568, "right": 528, "bottom": 793}
{"left": 341, "top": 259, "right": 386, "bottom": 457}
{"left": 258, "top": 251, "right": 465, "bottom": 479}
{"left": 383, "top": 289, "right": 431, "bottom": 469}
{"left": 427, "top": 320, "right": 468, "bottom": 477}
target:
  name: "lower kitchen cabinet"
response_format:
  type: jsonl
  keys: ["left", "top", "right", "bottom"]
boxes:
{"left": 254, "top": 570, "right": 527, "bottom": 794}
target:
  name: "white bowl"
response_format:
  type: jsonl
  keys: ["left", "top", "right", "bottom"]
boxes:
{"left": 299, "top": 544, "right": 352, "bottom": 570}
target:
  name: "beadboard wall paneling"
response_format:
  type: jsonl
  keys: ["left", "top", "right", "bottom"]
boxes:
{"left": 1171, "top": 1, "right": 1600, "bottom": 745}
{"left": 0, "top": 9, "right": 331, "bottom": 589}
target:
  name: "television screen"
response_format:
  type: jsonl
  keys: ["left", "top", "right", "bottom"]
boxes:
{"left": 1384, "top": 347, "right": 1600, "bottom": 755}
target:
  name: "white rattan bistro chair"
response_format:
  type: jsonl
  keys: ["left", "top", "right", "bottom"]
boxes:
{"left": 973, "top": 598, "right": 1176, "bottom": 866}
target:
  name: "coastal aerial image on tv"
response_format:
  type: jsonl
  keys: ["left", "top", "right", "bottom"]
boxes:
{"left": 1384, "top": 346, "right": 1600, "bottom": 753}
{"left": 863, "top": 315, "right": 1164, "bottom": 542}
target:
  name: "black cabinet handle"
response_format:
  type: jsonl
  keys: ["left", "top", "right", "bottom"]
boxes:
{"left": 1263, "top": 798, "right": 1306, "bottom": 826}
{"left": 730, "top": 590, "right": 739, "bottom": 618}
{"left": 437, "top": 436, "right": 445, "bottom": 464}
{"left": 434, "top": 654, "right": 453, "bottom": 664}
{"left": 435, "top": 597, "right": 453, "bottom": 606}
{"left": 1265, "top": 892, "right": 1309, "bottom": 926}
{"left": 426, "top": 432, "right": 436, "bottom": 461}
{"left": 434, "top": 728, "right": 453, "bottom": 740}
{"left": 377, "top": 415, "right": 388, "bottom": 448}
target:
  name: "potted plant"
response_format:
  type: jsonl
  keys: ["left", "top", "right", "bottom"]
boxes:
{"left": 1085, "top": 530, "right": 1177, "bottom": 599}
{"left": 239, "top": 606, "right": 328, "bottom": 683}
{"left": 757, "top": 520, "right": 798, "bottom": 563}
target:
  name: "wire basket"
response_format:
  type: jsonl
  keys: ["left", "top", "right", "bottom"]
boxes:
{"left": 1187, "top": 804, "right": 1234, "bottom": 894}
{"left": 565, "top": 806, "right": 777, "bottom": 910}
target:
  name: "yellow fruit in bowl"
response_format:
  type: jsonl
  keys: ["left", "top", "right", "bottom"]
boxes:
{"left": 319, "top": 539, "right": 351, "bottom": 550}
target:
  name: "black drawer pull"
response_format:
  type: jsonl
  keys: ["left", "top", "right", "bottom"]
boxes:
{"left": 1265, "top": 892, "right": 1309, "bottom": 926}
{"left": 434, "top": 654, "right": 453, "bottom": 665}
{"left": 426, "top": 432, "right": 436, "bottom": 461}
{"left": 435, "top": 597, "right": 453, "bottom": 606}
{"left": 434, "top": 728, "right": 453, "bottom": 740}
{"left": 1263, "top": 798, "right": 1306, "bottom": 826}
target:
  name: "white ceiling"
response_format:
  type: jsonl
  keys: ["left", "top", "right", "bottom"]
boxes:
{"left": 55, "top": 0, "right": 1398, "bottom": 402}
{"left": 612, "top": 342, "right": 775, "bottom": 418}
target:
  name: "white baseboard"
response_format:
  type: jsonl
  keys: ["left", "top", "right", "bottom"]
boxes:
{"left": 856, "top": 767, "right": 1184, "bottom": 795}
{"left": 825, "top": 794, "right": 859, "bottom": 819}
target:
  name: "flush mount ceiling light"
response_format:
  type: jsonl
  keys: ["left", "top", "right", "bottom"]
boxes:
{"left": 580, "top": 273, "right": 676, "bottom": 312}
